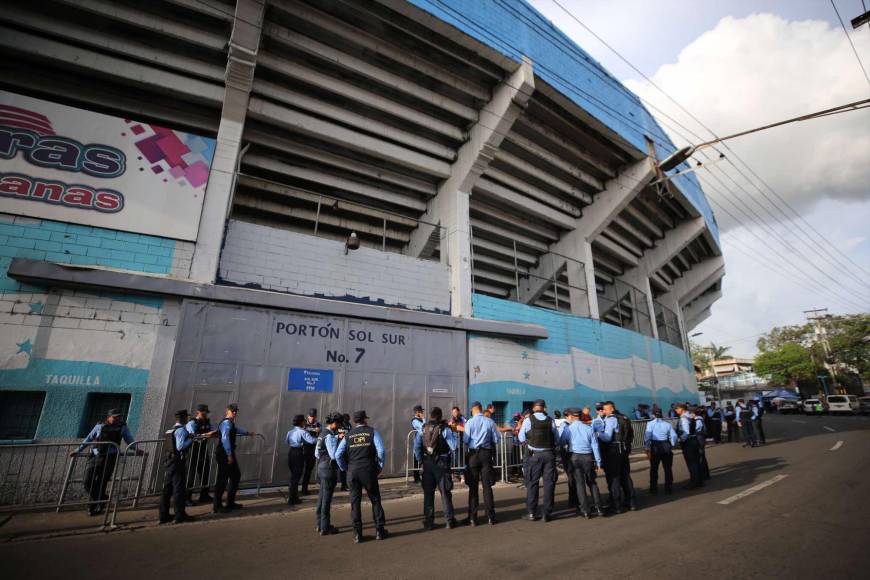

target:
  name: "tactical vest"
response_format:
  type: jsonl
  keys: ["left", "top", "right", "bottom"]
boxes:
{"left": 346, "top": 425, "right": 377, "bottom": 470}
{"left": 96, "top": 421, "right": 124, "bottom": 455}
{"left": 165, "top": 425, "right": 186, "bottom": 459}
{"left": 317, "top": 430, "right": 337, "bottom": 467}
{"left": 192, "top": 417, "right": 211, "bottom": 434}
{"left": 303, "top": 420, "right": 320, "bottom": 446}
{"left": 526, "top": 414, "right": 555, "bottom": 449}
{"left": 422, "top": 421, "right": 450, "bottom": 457}
{"left": 216, "top": 418, "right": 236, "bottom": 456}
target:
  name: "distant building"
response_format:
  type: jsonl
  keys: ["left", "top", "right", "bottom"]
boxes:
{"left": 699, "top": 358, "right": 768, "bottom": 403}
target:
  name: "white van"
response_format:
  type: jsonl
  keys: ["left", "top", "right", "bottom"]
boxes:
{"left": 826, "top": 395, "right": 859, "bottom": 415}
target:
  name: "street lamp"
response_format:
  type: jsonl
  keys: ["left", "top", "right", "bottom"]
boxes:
{"left": 658, "top": 97, "right": 870, "bottom": 172}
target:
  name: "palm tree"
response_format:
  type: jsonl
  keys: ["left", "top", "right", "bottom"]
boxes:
{"left": 707, "top": 342, "right": 731, "bottom": 360}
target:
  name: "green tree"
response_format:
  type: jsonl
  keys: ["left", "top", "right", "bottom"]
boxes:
{"left": 826, "top": 314, "right": 870, "bottom": 383}
{"left": 754, "top": 342, "right": 816, "bottom": 386}
{"left": 756, "top": 323, "right": 812, "bottom": 353}
{"left": 707, "top": 342, "right": 731, "bottom": 360}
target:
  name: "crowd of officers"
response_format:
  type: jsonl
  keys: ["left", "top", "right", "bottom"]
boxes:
{"left": 69, "top": 394, "right": 762, "bottom": 535}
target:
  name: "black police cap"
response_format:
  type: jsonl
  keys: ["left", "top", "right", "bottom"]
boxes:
{"left": 308, "top": 408, "right": 318, "bottom": 417}
{"left": 353, "top": 410, "right": 369, "bottom": 423}
{"left": 413, "top": 404, "right": 424, "bottom": 413}
{"left": 175, "top": 409, "right": 189, "bottom": 419}
{"left": 196, "top": 404, "right": 210, "bottom": 413}
{"left": 107, "top": 408, "right": 122, "bottom": 417}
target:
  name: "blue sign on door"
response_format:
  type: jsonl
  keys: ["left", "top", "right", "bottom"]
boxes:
{"left": 288, "top": 368, "right": 334, "bottom": 392}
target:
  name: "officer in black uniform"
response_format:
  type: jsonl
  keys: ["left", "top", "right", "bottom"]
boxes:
{"left": 675, "top": 403, "right": 703, "bottom": 488}
{"left": 301, "top": 408, "right": 321, "bottom": 495}
{"left": 186, "top": 404, "right": 215, "bottom": 505}
{"left": 315, "top": 412, "right": 342, "bottom": 536}
{"left": 213, "top": 404, "right": 254, "bottom": 513}
{"left": 71, "top": 408, "right": 134, "bottom": 516}
{"left": 159, "top": 410, "right": 195, "bottom": 524}
{"left": 335, "top": 410, "right": 388, "bottom": 543}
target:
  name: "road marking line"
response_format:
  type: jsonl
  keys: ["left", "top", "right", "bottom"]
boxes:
{"left": 823, "top": 426, "right": 836, "bottom": 432}
{"left": 717, "top": 474, "right": 789, "bottom": 505}
{"left": 792, "top": 420, "right": 807, "bottom": 424}
{"left": 830, "top": 441, "right": 844, "bottom": 451}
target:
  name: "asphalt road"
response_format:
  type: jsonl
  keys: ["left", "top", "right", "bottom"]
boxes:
{"left": 5, "top": 414, "right": 870, "bottom": 579}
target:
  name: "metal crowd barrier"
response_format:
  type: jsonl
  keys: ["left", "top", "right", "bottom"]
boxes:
{"left": 0, "top": 441, "right": 122, "bottom": 527}
{"left": 0, "top": 434, "right": 267, "bottom": 529}
{"left": 628, "top": 418, "right": 680, "bottom": 451}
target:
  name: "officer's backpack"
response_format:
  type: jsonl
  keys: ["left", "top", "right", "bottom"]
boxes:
{"left": 615, "top": 414, "right": 634, "bottom": 448}
{"left": 422, "top": 421, "right": 450, "bottom": 456}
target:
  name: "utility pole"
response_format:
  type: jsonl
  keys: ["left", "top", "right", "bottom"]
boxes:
{"left": 804, "top": 308, "right": 838, "bottom": 396}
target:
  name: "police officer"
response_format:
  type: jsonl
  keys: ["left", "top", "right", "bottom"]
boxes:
{"left": 598, "top": 401, "right": 636, "bottom": 514}
{"left": 71, "top": 408, "right": 135, "bottom": 516}
{"left": 415, "top": 406, "right": 457, "bottom": 530}
{"left": 301, "top": 408, "right": 321, "bottom": 495}
{"left": 518, "top": 399, "right": 558, "bottom": 522}
{"left": 159, "top": 409, "right": 195, "bottom": 524}
{"left": 707, "top": 402, "right": 723, "bottom": 444}
{"left": 213, "top": 404, "right": 255, "bottom": 513}
{"left": 286, "top": 414, "right": 317, "bottom": 505}
{"left": 675, "top": 403, "right": 703, "bottom": 488}
{"left": 410, "top": 404, "right": 425, "bottom": 485}
{"left": 560, "top": 408, "right": 605, "bottom": 518}
{"left": 695, "top": 408, "right": 711, "bottom": 481}
{"left": 735, "top": 399, "right": 757, "bottom": 447}
{"left": 315, "top": 412, "right": 342, "bottom": 536}
{"left": 751, "top": 400, "right": 766, "bottom": 445}
{"left": 462, "top": 402, "right": 500, "bottom": 526}
{"left": 336, "top": 410, "right": 388, "bottom": 543}
{"left": 185, "top": 404, "right": 216, "bottom": 505}
{"left": 644, "top": 410, "right": 677, "bottom": 494}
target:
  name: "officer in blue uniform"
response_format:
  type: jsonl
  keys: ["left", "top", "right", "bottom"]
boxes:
{"left": 462, "top": 402, "right": 500, "bottom": 526}
{"left": 336, "top": 410, "right": 388, "bottom": 543}
{"left": 560, "top": 408, "right": 605, "bottom": 518}
{"left": 598, "top": 401, "right": 638, "bottom": 513}
{"left": 286, "top": 414, "right": 317, "bottom": 505}
{"left": 301, "top": 408, "right": 321, "bottom": 496}
{"left": 410, "top": 404, "right": 425, "bottom": 485}
{"left": 213, "top": 404, "right": 254, "bottom": 513}
{"left": 72, "top": 408, "right": 135, "bottom": 516}
{"left": 185, "top": 404, "right": 216, "bottom": 505}
{"left": 751, "top": 400, "right": 766, "bottom": 445}
{"left": 675, "top": 403, "right": 703, "bottom": 488}
{"left": 414, "top": 406, "right": 458, "bottom": 530}
{"left": 736, "top": 399, "right": 757, "bottom": 447}
{"left": 644, "top": 410, "right": 677, "bottom": 494}
{"left": 315, "top": 412, "right": 342, "bottom": 535}
{"left": 159, "top": 409, "right": 195, "bottom": 524}
{"left": 518, "top": 399, "right": 558, "bottom": 522}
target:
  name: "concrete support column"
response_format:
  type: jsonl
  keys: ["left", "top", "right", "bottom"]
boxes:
{"left": 566, "top": 240, "right": 598, "bottom": 318}
{"left": 552, "top": 158, "right": 655, "bottom": 319}
{"left": 446, "top": 189, "right": 473, "bottom": 317}
{"left": 408, "top": 57, "right": 535, "bottom": 317}
{"left": 189, "top": 0, "right": 265, "bottom": 283}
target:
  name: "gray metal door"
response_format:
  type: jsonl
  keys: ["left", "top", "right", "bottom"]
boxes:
{"left": 164, "top": 300, "right": 467, "bottom": 482}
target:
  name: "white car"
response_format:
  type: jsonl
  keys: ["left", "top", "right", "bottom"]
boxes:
{"left": 803, "top": 399, "right": 824, "bottom": 415}
{"left": 826, "top": 395, "right": 859, "bottom": 415}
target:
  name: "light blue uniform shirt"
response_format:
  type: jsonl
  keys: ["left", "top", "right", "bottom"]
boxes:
{"left": 411, "top": 416, "right": 424, "bottom": 435}
{"left": 286, "top": 425, "right": 317, "bottom": 448}
{"left": 644, "top": 418, "right": 677, "bottom": 448}
{"left": 518, "top": 413, "right": 559, "bottom": 451}
{"left": 677, "top": 414, "right": 694, "bottom": 443}
{"left": 597, "top": 415, "right": 621, "bottom": 444}
{"left": 592, "top": 416, "right": 605, "bottom": 433}
{"left": 751, "top": 406, "right": 761, "bottom": 420}
{"left": 559, "top": 421, "right": 602, "bottom": 466}
{"left": 314, "top": 429, "right": 339, "bottom": 460}
{"left": 168, "top": 423, "right": 193, "bottom": 452}
{"left": 413, "top": 422, "right": 458, "bottom": 461}
{"left": 335, "top": 424, "right": 385, "bottom": 471}
{"left": 75, "top": 423, "right": 135, "bottom": 455}
{"left": 219, "top": 419, "right": 248, "bottom": 455}
{"left": 463, "top": 413, "right": 500, "bottom": 450}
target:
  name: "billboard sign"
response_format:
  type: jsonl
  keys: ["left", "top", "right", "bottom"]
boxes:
{"left": 0, "top": 91, "right": 216, "bottom": 241}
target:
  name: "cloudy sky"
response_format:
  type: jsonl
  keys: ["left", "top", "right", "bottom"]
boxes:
{"left": 530, "top": 0, "right": 870, "bottom": 357}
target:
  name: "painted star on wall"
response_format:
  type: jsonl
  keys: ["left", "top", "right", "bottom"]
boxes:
{"left": 16, "top": 339, "right": 32, "bottom": 356}
{"left": 521, "top": 351, "right": 529, "bottom": 359}
{"left": 522, "top": 371, "right": 530, "bottom": 380}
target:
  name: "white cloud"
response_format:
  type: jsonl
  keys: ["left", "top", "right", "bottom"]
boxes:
{"left": 623, "top": 13, "right": 870, "bottom": 229}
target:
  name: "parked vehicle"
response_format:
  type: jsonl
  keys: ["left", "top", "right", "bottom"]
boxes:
{"left": 826, "top": 395, "right": 859, "bottom": 415}
{"left": 858, "top": 396, "right": 870, "bottom": 415}
{"left": 777, "top": 400, "right": 800, "bottom": 414}
{"left": 803, "top": 399, "right": 825, "bottom": 415}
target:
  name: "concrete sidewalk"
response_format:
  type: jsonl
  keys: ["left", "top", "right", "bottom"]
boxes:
{"left": 0, "top": 451, "right": 667, "bottom": 543}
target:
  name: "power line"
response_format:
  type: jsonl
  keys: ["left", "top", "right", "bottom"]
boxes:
{"left": 547, "top": 0, "right": 870, "bottom": 286}
{"left": 831, "top": 0, "right": 870, "bottom": 89}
